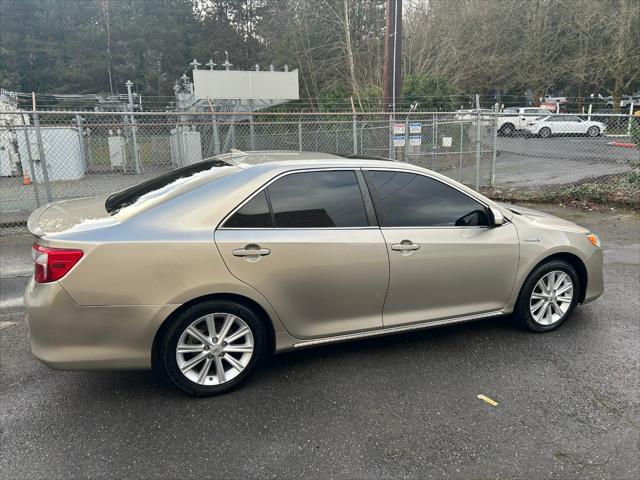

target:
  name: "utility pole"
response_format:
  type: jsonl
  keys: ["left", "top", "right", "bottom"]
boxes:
{"left": 383, "top": 0, "right": 402, "bottom": 112}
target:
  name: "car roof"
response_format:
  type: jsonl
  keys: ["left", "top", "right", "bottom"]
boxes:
{"left": 214, "top": 150, "right": 403, "bottom": 170}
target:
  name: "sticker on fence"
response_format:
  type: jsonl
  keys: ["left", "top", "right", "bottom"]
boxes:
{"left": 393, "top": 123, "right": 406, "bottom": 134}
{"left": 409, "top": 122, "right": 422, "bottom": 133}
{"left": 409, "top": 134, "right": 422, "bottom": 146}
{"left": 442, "top": 136, "right": 453, "bottom": 147}
{"left": 393, "top": 134, "right": 406, "bottom": 147}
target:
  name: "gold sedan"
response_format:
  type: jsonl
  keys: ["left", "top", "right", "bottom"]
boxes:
{"left": 24, "top": 151, "right": 603, "bottom": 396}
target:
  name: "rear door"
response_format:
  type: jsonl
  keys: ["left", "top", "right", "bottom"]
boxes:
{"left": 215, "top": 169, "right": 389, "bottom": 339}
{"left": 521, "top": 108, "right": 550, "bottom": 129}
{"left": 364, "top": 169, "right": 519, "bottom": 327}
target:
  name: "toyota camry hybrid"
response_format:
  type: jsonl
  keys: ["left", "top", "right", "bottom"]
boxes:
{"left": 24, "top": 151, "right": 603, "bottom": 396}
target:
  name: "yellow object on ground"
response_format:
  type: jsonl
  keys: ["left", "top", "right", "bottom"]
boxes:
{"left": 477, "top": 394, "right": 498, "bottom": 406}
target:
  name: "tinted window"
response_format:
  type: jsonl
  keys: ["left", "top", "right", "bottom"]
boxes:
{"left": 105, "top": 158, "right": 231, "bottom": 214}
{"left": 224, "top": 191, "right": 272, "bottom": 228}
{"left": 368, "top": 171, "right": 489, "bottom": 227}
{"left": 268, "top": 171, "right": 368, "bottom": 228}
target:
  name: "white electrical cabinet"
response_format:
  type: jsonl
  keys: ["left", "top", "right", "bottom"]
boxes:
{"left": 108, "top": 135, "right": 127, "bottom": 169}
{"left": 170, "top": 128, "right": 203, "bottom": 167}
{"left": 17, "top": 127, "right": 85, "bottom": 182}
{"left": 0, "top": 143, "right": 11, "bottom": 176}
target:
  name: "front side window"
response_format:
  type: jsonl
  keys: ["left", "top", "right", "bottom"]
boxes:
{"left": 367, "top": 171, "right": 489, "bottom": 227}
{"left": 223, "top": 170, "right": 369, "bottom": 228}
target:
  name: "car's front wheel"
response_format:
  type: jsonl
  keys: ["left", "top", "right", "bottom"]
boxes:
{"left": 587, "top": 126, "right": 600, "bottom": 137}
{"left": 514, "top": 259, "right": 580, "bottom": 332}
{"left": 156, "top": 300, "right": 270, "bottom": 396}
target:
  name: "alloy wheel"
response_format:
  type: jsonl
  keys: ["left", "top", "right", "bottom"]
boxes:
{"left": 539, "top": 127, "right": 551, "bottom": 138}
{"left": 529, "top": 270, "right": 574, "bottom": 326}
{"left": 175, "top": 313, "right": 254, "bottom": 386}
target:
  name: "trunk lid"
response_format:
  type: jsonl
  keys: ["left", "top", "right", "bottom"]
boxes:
{"left": 27, "top": 196, "right": 111, "bottom": 237}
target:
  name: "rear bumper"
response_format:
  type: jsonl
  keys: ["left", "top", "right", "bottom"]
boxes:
{"left": 24, "top": 278, "right": 177, "bottom": 370}
{"left": 583, "top": 248, "right": 604, "bottom": 304}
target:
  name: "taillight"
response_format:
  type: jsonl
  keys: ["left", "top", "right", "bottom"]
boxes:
{"left": 32, "top": 243, "right": 83, "bottom": 283}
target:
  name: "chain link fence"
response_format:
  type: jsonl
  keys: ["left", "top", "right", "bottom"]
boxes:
{"left": 1, "top": 110, "right": 638, "bottom": 234}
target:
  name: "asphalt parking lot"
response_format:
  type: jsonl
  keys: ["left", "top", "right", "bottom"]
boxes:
{"left": 1, "top": 204, "right": 638, "bottom": 479}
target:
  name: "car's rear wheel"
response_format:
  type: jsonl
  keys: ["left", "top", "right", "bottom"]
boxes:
{"left": 538, "top": 126, "right": 552, "bottom": 138}
{"left": 514, "top": 259, "right": 580, "bottom": 332}
{"left": 499, "top": 123, "right": 515, "bottom": 136}
{"left": 587, "top": 126, "right": 600, "bottom": 137}
{"left": 156, "top": 300, "right": 270, "bottom": 396}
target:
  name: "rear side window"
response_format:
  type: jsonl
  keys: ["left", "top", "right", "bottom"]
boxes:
{"left": 224, "top": 170, "right": 369, "bottom": 228}
{"left": 224, "top": 191, "right": 272, "bottom": 228}
{"left": 269, "top": 171, "right": 368, "bottom": 228}
{"left": 367, "top": 171, "right": 489, "bottom": 227}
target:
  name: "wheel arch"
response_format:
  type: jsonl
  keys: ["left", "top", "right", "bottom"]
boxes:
{"left": 151, "top": 293, "right": 276, "bottom": 367}
{"left": 499, "top": 122, "right": 515, "bottom": 133}
{"left": 525, "top": 252, "right": 588, "bottom": 303}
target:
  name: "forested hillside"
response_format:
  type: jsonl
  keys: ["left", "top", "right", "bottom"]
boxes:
{"left": 0, "top": 0, "right": 638, "bottom": 111}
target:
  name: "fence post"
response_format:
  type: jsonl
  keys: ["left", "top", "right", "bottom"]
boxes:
{"left": 75, "top": 114, "right": 88, "bottom": 171}
{"left": 474, "top": 94, "right": 481, "bottom": 190}
{"left": 352, "top": 114, "right": 358, "bottom": 155}
{"left": 32, "top": 112, "right": 53, "bottom": 202}
{"left": 459, "top": 120, "right": 463, "bottom": 182}
{"left": 21, "top": 122, "right": 41, "bottom": 208}
{"left": 404, "top": 116, "right": 409, "bottom": 162}
{"left": 131, "top": 114, "right": 141, "bottom": 174}
{"left": 249, "top": 100, "right": 255, "bottom": 150}
{"left": 212, "top": 113, "right": 221, "bottom": 155}
{"left": 388, "top": 115, "right": 395, "bottom": 160}
{"left": 298, "top": 117, "right": 303, "bottom": 151}
{"left": 627, "top": 103, "right": 635, "bottom": 136}
{"left": 490, "top": 112, "right": 497, "bottom": 188}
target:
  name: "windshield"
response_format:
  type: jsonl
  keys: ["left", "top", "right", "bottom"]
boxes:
{"left": 105, "top": 158, "right": 232, "bottom": 214}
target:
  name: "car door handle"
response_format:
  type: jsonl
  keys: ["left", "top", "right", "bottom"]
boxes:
{"left": 232, "top": 247, "right": 271, "bottom": 257}
{"left": 391, "top": 243, "right": 420, "bottom": 251}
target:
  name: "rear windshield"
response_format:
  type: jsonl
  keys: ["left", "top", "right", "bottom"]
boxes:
{"left": 105, "top": 158, "right": 231, "bottom": 214}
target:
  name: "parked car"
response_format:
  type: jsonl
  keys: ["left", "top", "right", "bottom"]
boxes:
{"left": 24, "top": 151, "right": 604, "bottom": 396}
{"left": 605, "top": 95, "right": 640, "bottom": 111}
{"left": 525, "top": 115, "right": 606, "bottom": 138}
{"left": 497, "top": 107, "right": 553, "bottom": 136}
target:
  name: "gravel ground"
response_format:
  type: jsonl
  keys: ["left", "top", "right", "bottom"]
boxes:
{"left": 0, "top": 203, "right": 638, "bottom": 479}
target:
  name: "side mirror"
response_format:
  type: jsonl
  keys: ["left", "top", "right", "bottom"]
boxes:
{"left": 488, "top": 206, "right": 505, "bottom": 227}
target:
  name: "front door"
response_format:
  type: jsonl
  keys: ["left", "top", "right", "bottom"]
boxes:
{"left": 365, "top": 170, "right": 519, "bottom": 327}
{"left": 215, "top": 169, "right": 389, "bottom": 339}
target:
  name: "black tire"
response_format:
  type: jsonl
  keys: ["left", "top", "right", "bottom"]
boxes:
{"left": 499, "top": 123, "right": 515, "bottom": 136}
{"left": 587, "top": 126, "right": 600, "bottom": 137}
{"left": 538, "top": 126, "right": 552, "bottom": 138}
{"left": 514, "top": 259, "right": 580, "bottom": 332}
{"left": 155, "top": 300, "right": 270, "bottom": 396}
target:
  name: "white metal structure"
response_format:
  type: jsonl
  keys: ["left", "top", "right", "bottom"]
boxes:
{"left": 16, "top": 127, "right": 85, "bottom": 182}
{"left": 107, "top": 134, "right": 126, "bottom": 169}
{"left": 170, "top": 128, "right": 203, "bottom": 167}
